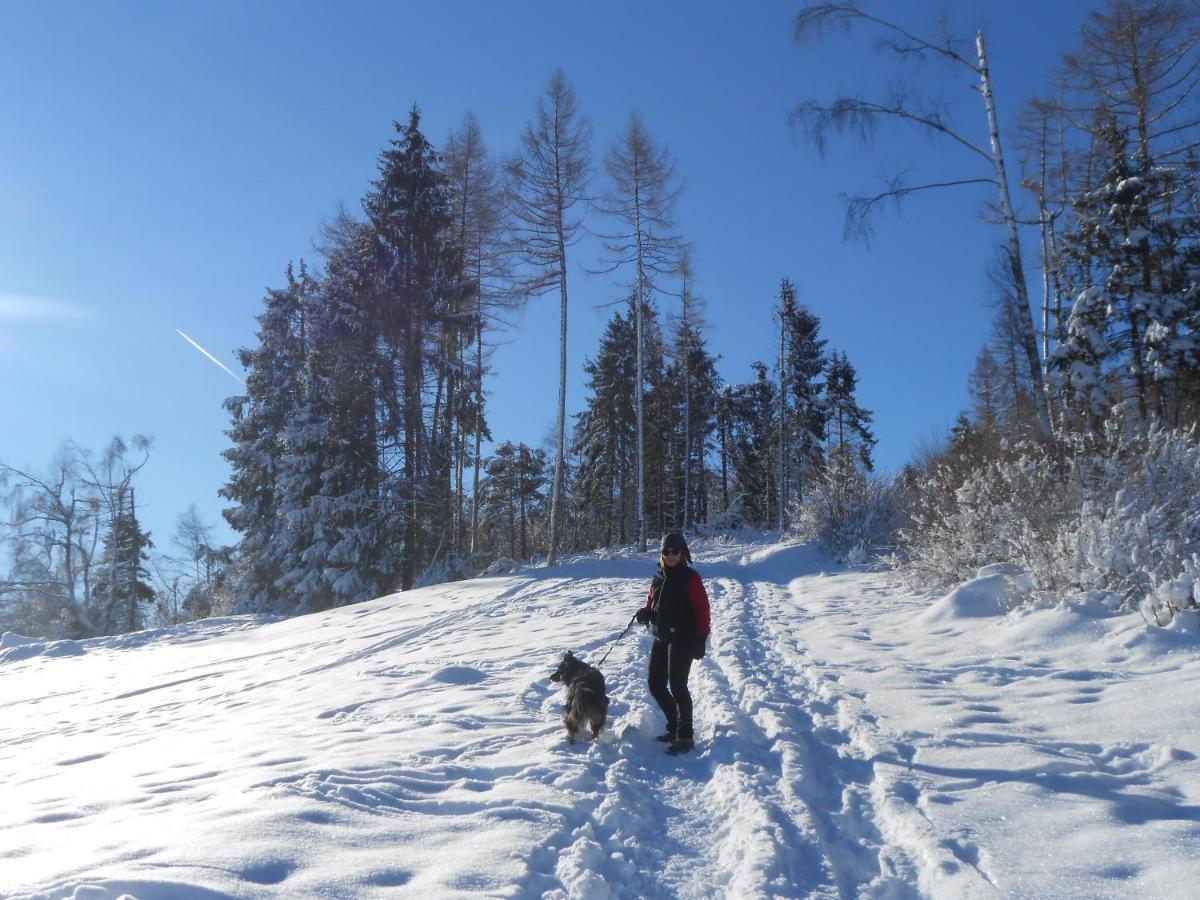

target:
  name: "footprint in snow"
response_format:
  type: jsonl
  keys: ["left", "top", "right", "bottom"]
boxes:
{"left": 430, "top": 665, "right": 487, "bottom": 685}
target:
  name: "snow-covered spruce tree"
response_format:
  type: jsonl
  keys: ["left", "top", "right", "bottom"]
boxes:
{"left": 363, "top": 106, "right": 466, "bottom": 590}
{"left": 778, "top": 278, "right": 828, "bottom": 506}
{"left": 665, "top": 283, "right": 721, "bottom": 533}
{"left": 572, "top": 309, "right": 638, "bottom": 547}
{"left": 265, "top": 262, "right": 326, "bottom": 611}
{"left": 1056, "top": 119, "right": 1200, "bottom": 426}
{"left": 593, "top": 113, "right": 685, "bottom": 552}
{"left": 478, "top": 442, "right": 548, "bottom": 562}
{"left": 277, "top": 257, "right": 392, "bottom": 611}
{"left": 1054, "top": 0, "right": 1200, "bottom": 428}
{"left": 727, "top": 363, "right": 780, "bottom": 526}
{"left": 221, "top": 266, "right": 308, "bottom": 612}
{"left": 824, "top": 351, "right": 877, "bottom": 473}
{"left": 793, "top": 352, "right": 891, "bottom": 559}
{"left": 507, "top": 70, "right": 592, "bottom": 568}
{"left": 91, "top": 483, "right": 154, "bottom": 634}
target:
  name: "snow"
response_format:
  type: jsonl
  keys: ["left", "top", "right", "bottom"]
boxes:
{"left": 4, "top": 537, "right": 1200, "bottom": 898}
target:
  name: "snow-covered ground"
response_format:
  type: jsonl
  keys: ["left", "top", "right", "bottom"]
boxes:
{"left": 3, "top": 537, "right": 1200, "bottom": 899}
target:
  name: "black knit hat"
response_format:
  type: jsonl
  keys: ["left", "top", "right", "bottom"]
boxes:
{"left": 659, "top": 532, "right": 691, "bottom": 563}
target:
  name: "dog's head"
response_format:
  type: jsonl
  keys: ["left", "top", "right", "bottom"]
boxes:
{"left": 550, "top": 651, "right": 585, "bottom": 684}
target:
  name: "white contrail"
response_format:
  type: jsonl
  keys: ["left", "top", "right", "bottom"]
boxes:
{"left": 176, "top": 329, "right": 245, "bottom": 386}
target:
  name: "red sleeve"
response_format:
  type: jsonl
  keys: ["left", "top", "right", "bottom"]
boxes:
{"left": 646, "top": 583, "right": 654, "bottom": 609}
{"left": 689, "top": 574, "right": 711, "bottom": 636}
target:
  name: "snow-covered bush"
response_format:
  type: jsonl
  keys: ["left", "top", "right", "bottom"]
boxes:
{"left": 898, "top": 436, "right": 1065, "bottom": 593}
{"left": 792, "top": 464, "right": 905, "bottom": 562}
{"left": 692, "top": 494, "right": 750, "bottom": 537}
{"left": 481, "top": 556, "right": 521, "bottom": 577}
{"left": 898, "top": 422, "right": 1200, "bottom": 622}
{"left": 414, "top": 553, "right": 473, "bottom": 588}
{"left": 1143, "top": 557, "right": 1200, "bottom": 626}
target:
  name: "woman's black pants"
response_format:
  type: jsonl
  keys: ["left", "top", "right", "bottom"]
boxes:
{"left": 648, "top": 639, "right": 694, "bottom": 739}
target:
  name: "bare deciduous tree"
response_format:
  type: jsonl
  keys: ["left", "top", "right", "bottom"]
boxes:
{"left": 444, "top": 111, "right": 517, "bottom": 557}
{"left": 1, "top": 436, "right": 152, "bottom": 637}
{"left": 1065, "top": 0, "right": 1200, "bottom": 166}
{"left": 792, "top": 3, "right": 1053, "bottom": 437}
{"left": 593, "top": 112, "right": 685, "bottom": 551}
{"left": 507, "top": 70, "right": 592, "bottom": 566}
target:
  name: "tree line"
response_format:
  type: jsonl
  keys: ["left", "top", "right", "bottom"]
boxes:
{"left": 214, "top": 74, "right": 877, "bottom": 615}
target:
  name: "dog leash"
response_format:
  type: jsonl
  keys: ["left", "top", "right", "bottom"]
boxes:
{"left": 596, "top": 613, "right": 639, "bottom": 668}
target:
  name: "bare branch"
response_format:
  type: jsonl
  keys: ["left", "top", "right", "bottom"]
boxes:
{"left": 795, "top": 3, "right": 978, "bottom": 72}
{"left": 791, "top": 95, "right": 993, "bottom": 161}
{"left": 844, "top": 175, "right": 997, "bottom": 244}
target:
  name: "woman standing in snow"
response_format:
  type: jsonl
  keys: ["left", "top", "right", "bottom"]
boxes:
{"left": 635, "top": 532, "right": 711, "bottom": 754}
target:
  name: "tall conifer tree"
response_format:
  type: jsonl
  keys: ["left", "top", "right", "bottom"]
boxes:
{"left": 363, "top": 106, "right": 463, "bottom": 589}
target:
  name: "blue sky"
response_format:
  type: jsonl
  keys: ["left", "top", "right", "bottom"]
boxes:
{"left": 1, "top": 1, "right": 1088, "bottom": 549}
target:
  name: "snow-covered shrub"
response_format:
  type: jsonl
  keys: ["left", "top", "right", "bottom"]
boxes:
{"left": 898, "top": 422, "right": 1200, "bottom": 622}
{"left": 896, "top": 450, "right": 1019, "bottom": 590}
{"left": 692, "top": 494, "right": 750, "bottom": 536}
{"left": 414, "top": 553, "right": 471, "bottom": 589}
{"left": 1143, "top": 557, "right": 1200, "bottom": 626}
{"left": 793, "top": 464, "right": 905, "bottom": 562}
{"left": 481, "top": 556, "right": 521, "bottom": 576}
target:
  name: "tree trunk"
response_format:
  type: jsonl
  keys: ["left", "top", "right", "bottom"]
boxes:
{"left": 546, "top": 214, "right": 568, "bottom": 567}
{"left": 720, "top": 407, "right": 729, "bottom": 514}
{"left": 126, "top": 488, "right": 137, "bottom": 633}
{"left": 976, "top": 30, "right": 1053, "bottom": 438}
{"left": 519, "top": 475, "right": 528, "bottom": 561}
{"left": 634, "top": 201, "right": 647, "bottom": 553}
{"left": 471, "top": 291, "right": 483, "bottom": 555}
{"left": 682, "top": 322, "right": 691, "bottom": 533}
{"left": 778, "top": 316, "right": 787, "bottom": 533}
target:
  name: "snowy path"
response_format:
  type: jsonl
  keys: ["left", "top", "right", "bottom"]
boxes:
{"left": 433, "top": 543, "right": 997, "bottom": 898}
{"left": 3, "top": 537, "right": 1200, "bottom": 898}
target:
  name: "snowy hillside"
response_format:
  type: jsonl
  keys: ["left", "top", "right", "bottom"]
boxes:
{"left": 4, "top": 537, "right": 1200, "bottom": 899}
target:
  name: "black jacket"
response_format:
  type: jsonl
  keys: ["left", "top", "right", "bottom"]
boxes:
{"left": 646, "top": 564, "right": 711, "bottom": 644}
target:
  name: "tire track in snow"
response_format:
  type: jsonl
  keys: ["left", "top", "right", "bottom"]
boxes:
{"left": 759, "top": 570, "right": 999, "bottom": 898}
{"left": 710, "top": 573, "right": 916, "bottom": 898}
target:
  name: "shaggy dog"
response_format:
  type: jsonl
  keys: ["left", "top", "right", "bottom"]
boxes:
{"left": 549, "top": 651, "right": 609, "bottom": 742}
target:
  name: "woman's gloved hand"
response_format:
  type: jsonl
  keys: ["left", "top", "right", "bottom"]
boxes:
{"left": 692, "top": 634, "right": 707, "bottom": 659}
{"left": 635, "top": 606, "right": 651, "bottom": 625}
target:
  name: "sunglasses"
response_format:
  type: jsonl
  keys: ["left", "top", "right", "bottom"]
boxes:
{"left": 663, "top": 547, "right": 683, "bottom": 557}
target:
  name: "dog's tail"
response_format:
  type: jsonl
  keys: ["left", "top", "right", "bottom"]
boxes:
{"left": 578, "top": 687, "right": 609, "bottom": 739}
